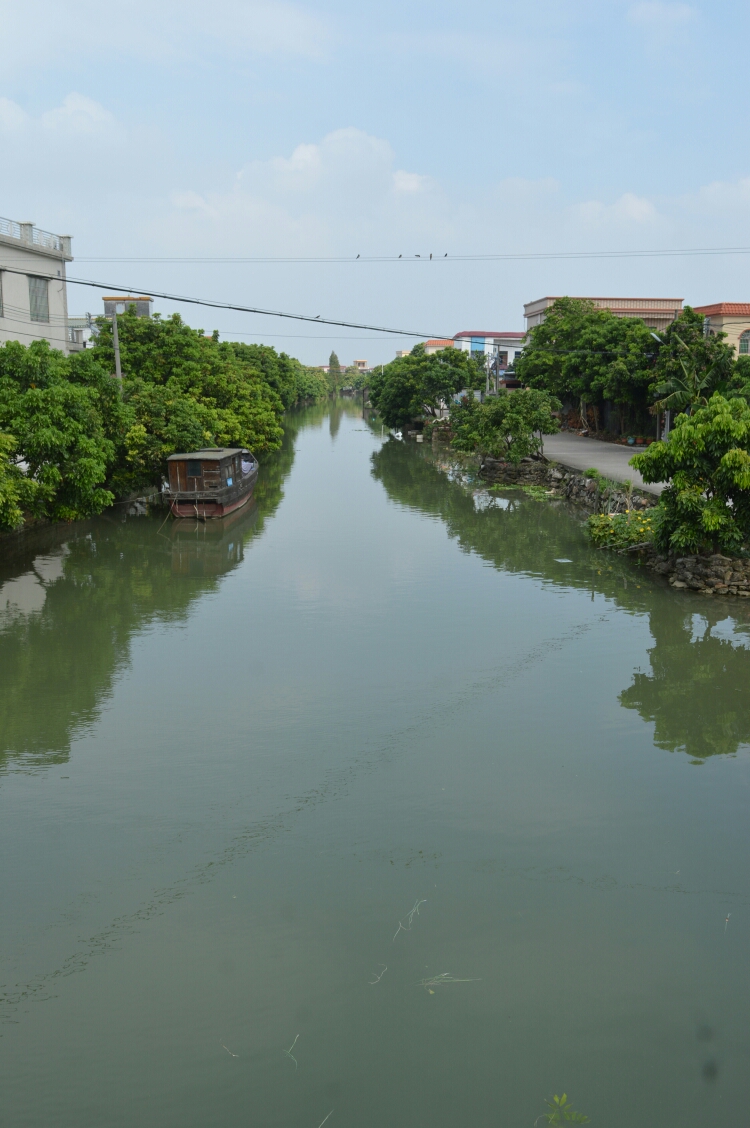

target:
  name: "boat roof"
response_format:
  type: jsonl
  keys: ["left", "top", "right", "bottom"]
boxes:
{"left": 167, "top": 447, "right": 249, "bottom": 462}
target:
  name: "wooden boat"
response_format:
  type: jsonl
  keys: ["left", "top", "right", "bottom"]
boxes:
{"left": 165, "top": 447, "right": 258, "bottom": 519}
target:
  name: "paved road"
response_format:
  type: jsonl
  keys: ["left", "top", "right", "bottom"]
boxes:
{"left": 542, "top": 432, "right": 664, "bottom": 495}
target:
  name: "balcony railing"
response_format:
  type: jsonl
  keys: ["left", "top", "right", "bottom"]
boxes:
{"left": 0, "top": 216, "right": 70, "bottom": 256}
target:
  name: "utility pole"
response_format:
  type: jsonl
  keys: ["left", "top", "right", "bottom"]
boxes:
{"left": 112, "top": 310, "right": 122, "bottom": 383}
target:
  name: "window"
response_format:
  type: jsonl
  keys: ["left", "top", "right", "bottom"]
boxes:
{"left": 740, "top": 331, "right": 750, "bottom": 355}
{"left": 186, "top": 460, "right": 202, "bottom": 478}
{"left": 28, "top": 276, "right": 49, "bottom": 323}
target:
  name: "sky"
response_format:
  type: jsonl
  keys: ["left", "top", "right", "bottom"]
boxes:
{"left": 2, "top": 0, "right": 750, "bottom": 366}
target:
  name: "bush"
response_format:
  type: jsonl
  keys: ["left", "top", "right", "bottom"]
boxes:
{"left": 588, "top": 509, "right": 659, "bottom": 550}
{"left": 450, "top": 389, "right": 560, "bottom": 463}
{"left": 630, "top": 394, "right": 750, "bottom": 554}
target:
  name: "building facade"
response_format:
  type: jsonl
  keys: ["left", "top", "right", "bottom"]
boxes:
{"left": 693, "top": 303, "right": 750, "bottom": 356}
{"left": 0, "top": 216, "right": 73, "bottom": 352}
{"left": 452, "top": 331, "right": 526, "bottom": 368}
{"left": 523, "top": 296, "right": 683, "bottom": 333}
{"left": 424, "top": 338, "right": 454, "bottom": 354}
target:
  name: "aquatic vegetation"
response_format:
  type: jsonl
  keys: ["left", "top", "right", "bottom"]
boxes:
{"left": 539, "top": 1093, "right": 590, "bottom": 1124}
{"left": 588, "top": 509, "right": 658, "bottom": 550}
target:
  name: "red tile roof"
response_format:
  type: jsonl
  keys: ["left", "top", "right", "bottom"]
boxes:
{"left": 425, "top": 338, "right": 454, "bottom": 347}
{"left": 693, "top": 303, "right": 750, "bottom": 317}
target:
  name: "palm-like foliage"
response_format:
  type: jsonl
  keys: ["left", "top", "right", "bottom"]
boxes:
{"left": 653, "top": 334, "right": 720, "bottom": 415}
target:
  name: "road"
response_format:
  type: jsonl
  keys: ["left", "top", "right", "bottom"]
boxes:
{"left": 542, "top": 432, "right": 664, "bottom": 496}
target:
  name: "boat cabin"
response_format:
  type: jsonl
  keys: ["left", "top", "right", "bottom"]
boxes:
{"left": 166, "top": 447, "right": 258, "bottom": 519}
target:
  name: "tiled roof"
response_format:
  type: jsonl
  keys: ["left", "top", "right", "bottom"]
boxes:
{"left": 693, "top": 303, "right": 750, "bottom": 317}
{"left": 425, "top": 338, "right": 454, "bottom": 347}
{"left": 453, "top": 330, "right": 525, "bottom": 339}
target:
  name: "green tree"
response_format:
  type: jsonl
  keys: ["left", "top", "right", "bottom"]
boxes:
{"left": 630, "top": 393, "right": 750, "bottom": 554}
{"left": 328, "top": 351, "right": 342, "bottom": 393}
{"left": 651, "top": 306, "right": 734, "bottom": 408}
{"left": 515, "top": 297, "right": 657, "bottom": 432}
{"left": 91, "top": 311, "right": 284, "bottom": 492}
{"left": 369, "top": 345, "right": 483, "bottom": 429}
{"left": 229, "top": 342, "right": 299, "bottom": 409}
{"left": 450, "top": 388, "right": 560, "bottom": 462}
{"left": 0, "top": 340, "right": 116, "bottom": 522}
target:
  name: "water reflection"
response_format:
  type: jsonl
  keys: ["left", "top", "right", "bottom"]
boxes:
{"left": 620, "top": 605, "right": 750, "bottom": 760}
{"left": 0, "top": 414, "right": 303, "bottom": 773}
{"left": 372, "top": 437, "right": 750, "bottom": 761}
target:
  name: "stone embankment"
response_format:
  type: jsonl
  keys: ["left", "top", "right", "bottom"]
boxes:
{"left": 479, "top": 456, "right": 655, "bottom": 514}
{"left": 479, "top": 454, "right": 750, "bottom": 599}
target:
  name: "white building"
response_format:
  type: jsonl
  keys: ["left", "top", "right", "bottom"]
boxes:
{"left": 0, "top": 216, "right": 73, "bottom": 353}
{"left": 452, "top": 330, "right": 526, "bottom": 368}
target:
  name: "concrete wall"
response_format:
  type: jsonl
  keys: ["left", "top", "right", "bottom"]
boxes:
{"left": 0, "top": 232, "right": 72, "bottom": 353}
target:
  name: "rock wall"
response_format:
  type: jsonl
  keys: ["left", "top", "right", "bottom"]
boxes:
{"left": 479, "top": 457, "right": 657, "bottom": 515}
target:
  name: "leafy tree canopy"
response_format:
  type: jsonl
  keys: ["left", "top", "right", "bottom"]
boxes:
{"left": 369, "top": 345, "right": 484, "bottom": 429}
{"left": 515, "top": 297, "right": 657, "bottom": 416}
{"left": 450, "top": 388, "right": 560, "bottom": 463}
{"left": 0, "top": 340, "right": 116, "bottom": 524}
{"left": 630, "top": 393, "right": 750, "bottom": 554}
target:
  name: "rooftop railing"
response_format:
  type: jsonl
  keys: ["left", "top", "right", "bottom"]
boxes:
{"left": 0, "top": 217, "right": 71, "bottom": 256}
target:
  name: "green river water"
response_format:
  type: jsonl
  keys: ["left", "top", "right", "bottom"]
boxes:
{"left": 1, "top": 398, "right": 749, "bottom": 1127}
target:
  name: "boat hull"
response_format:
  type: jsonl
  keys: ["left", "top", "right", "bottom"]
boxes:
{"left": 170, "top": 488, "right": 254, "bottom": 519}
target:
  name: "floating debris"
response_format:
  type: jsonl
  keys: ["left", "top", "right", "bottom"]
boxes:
{"left": 317, "top": 1111, "right": 334, "bottom": 1128}
{"left": 283, "top": 1034, "right": 299, "bottom": 1068}
{"left": 417, "top": 972, "right": 481, "bottom": 992}
{"left": 369, "top": 964, "right": 388, "bottom": 985}
{"left": 393, "top": 898, "right": 427, "bottom": 941}
{"left": 220, "top": 1040, "right": 238, "bottom": 1058}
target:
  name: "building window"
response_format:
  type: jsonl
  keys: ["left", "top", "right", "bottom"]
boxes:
{"left": 186, "top": 460, "right": 202, "bottom": 478}
{"left": 740, "top": 331, "right": 750, "bottom": 355}
{"left": 28, "top": 276, "right": 49, "bottom": 323}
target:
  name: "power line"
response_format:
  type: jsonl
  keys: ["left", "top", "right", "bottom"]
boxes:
{"left": 72, "top": 246, "right": 750, "bottom": 264}
{"left": 0, "top": 267, "right": 442, "bottom": 339}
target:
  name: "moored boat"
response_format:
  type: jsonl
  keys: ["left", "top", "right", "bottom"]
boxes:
{"left": 164, "top": 447, "right": 258, "bottom": 519}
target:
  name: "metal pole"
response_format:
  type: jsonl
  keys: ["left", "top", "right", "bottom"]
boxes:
{"left": 112, "top": 311, "right": 122, "bottom": 382}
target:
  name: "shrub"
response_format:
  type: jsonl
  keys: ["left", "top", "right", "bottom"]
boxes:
{"left": 450, "top": 389, "right": 560, "bottom": 463}
{"left": 630, "top": 394, "right": 750, "bottom": 554}
{"left": 588, "top": 509, "right": 658, "bottom": 550}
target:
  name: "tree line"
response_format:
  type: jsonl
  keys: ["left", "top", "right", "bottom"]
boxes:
{"left": 0, "top": 310, "right": 330, "bottom": 530}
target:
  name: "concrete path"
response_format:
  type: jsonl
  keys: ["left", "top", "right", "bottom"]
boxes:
{"left": 542, "top": 432, "right": 664, "bottom": 496}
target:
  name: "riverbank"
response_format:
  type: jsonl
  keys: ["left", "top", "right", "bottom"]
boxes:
{"left": 428, "top": 431, "right": 750, "bottom": 600}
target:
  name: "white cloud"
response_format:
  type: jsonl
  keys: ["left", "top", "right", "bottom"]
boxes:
{"left": 627, "top": 2, "right": 696, "bottom": 27}
{"left": 0, "top": 0, "right": 330, "bottom": 74}
{"left": 0, "top": 97, "right": 27, "bottom": 131}
{"left": 40, "top": 93, "right": 114, "bottom": 134}
{"left": 575, "top": 192, "right": 658, "bottom": 227}
{"left": 393, "top": 170, "right": 430, "bottom": 193}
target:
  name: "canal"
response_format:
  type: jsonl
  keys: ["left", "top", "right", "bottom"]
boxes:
{"left": 1, "top": 398, "right": 749, "bottom": 1127}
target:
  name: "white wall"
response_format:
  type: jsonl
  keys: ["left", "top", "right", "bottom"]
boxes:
{"left": 0, "top": 239, "right": 70, "bottom": 353}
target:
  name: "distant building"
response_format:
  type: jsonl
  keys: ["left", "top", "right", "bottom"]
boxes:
{"left": 524, "top": 296, "right": 683, "bottom": 333}
{"left": 66, "top": 314, "right": 94, "bottom": 352}
{"left": 353, "top": 359, "right": 368, "bottom": 372}
{"left": 693, "top": 303, "right": 750, "bottom": 356}
{"left": 102, "top": 295, "right": 154, "bottom": 318}
{"left": 0, "top": 215, "right": 73, "bottom": 352}
{"left": 395, "top": 349, "right": 411, "bottom": 358}
{"left": 453, "top": 331, "right": 526, "bottom": 368}
{"left": 424, "top": 338, "right": 454, "bottom": 354}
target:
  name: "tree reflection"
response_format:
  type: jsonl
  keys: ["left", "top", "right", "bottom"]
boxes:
{"left": 370, "top": 437, "right": 652, "bottom": 607}
{"left": 0, "top": 411, "right": 303, "bottom": 772}
{"left": 619, "top": 606, "right": 750, "bottom": 760}
{"left": 371, "top": 436, "right": 750, "bottom": 761}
